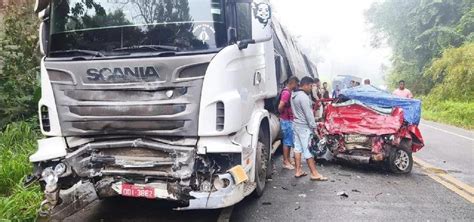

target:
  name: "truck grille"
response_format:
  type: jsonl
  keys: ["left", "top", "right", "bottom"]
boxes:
{"left": 52, "top": 83, "right": 201, "bottom": 136}
{"left": 44, "top": 54, "right": 214, "bottom": 136}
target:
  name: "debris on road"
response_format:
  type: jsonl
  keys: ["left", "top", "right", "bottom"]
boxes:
{"left": 294, "top": 206, "right": 301, "bottom": 211}
{"left": 375, "top": 192, "right": 383, "bottom": 200}
{"left": 298, "top": 194, "right": 307, "bottom": 198}
{"left": 262, "top": 202, "right": 272, "bottom": 206}
{"left": 337, "top": 191, "right": 349, "bottom": 199}
{"left": 351, "top": 189, "right": 361, "bottom": 193}
{"left": 282, "top": 186, "right": 289, "bottom": 190}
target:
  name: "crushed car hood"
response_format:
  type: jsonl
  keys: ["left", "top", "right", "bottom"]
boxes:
{"left": 324, "top": 100, "right": 404, "bottom": 135}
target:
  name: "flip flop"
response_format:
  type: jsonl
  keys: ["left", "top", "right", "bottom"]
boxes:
{"left": 294, "top": 172, "right": 308, "bottom": 178}
{"left": 310, "top": 176, "right": 328, "bottom": 181}
{"left": 283, "top": 164, "right": 295, "bottom": 170}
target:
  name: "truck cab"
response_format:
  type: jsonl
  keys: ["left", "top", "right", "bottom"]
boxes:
{"left": 30, "top": 0, "right": 316, "bottom": 218}
{"left": 31, "top": 0, "right": 278, "bottom": 217}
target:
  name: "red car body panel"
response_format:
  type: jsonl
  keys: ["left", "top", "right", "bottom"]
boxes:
{"left": 324, "top": 103, "right": 404, "bottom": 135}
{"left": 323, "top": 102, "right": 424, "bottom": 152}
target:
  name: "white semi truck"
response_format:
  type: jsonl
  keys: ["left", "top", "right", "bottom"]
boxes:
{"left": 29, "top": 0, "right": 317, "bottom": 218}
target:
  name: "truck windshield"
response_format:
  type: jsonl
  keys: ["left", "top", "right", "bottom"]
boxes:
{"left": 49, "top": 0, "right": 227, "bottom": 57}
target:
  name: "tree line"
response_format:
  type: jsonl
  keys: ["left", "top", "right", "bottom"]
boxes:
{"left": 366, "top": 0, "right": 473, "bottom": 102}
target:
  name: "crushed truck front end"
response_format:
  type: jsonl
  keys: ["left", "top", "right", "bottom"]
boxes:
{"left": 30, "top": 0, "right": 278, "bottom": 219}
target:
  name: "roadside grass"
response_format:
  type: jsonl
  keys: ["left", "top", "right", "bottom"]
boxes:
{"left": 422, "top": 99, "right": 474, "bottom": 130}
{"left": 0, "top": 121, "right": 42, "bottom": 221}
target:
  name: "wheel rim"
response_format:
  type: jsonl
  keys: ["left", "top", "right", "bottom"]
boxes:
{"left": 394, "top": 149, "right": 410, "bottom": 171}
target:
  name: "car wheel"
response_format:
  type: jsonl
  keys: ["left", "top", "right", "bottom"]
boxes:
{"left": 388, "top": 146, "right": 413, "bottom": 174}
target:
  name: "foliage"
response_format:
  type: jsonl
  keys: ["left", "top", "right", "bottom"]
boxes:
{"left": 0, "top": 0, "right": 40, "bottom": 128}
{"left": 0, "top": 185, "right": 41, "bottom": 222}
{"left": 424, "top": 42, "right": 474, "bottom": 102}
{"left": 0, "top": 121, "right": 42, "bottom": 221}
{"left": 422, "top": 98, "right": 474, "bottom": 129}
{"left": 366, "top": 0, "right": 473, "bottom": 94}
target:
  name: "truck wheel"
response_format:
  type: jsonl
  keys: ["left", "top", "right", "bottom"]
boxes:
{"left": 388, "top": 147, "right": 413, "bottom": 174}
{"left": 253, "top": 141, "right": 268, "bottom": 197}
{"left": 266, "top": 144, "right": 273, "bottom": 179}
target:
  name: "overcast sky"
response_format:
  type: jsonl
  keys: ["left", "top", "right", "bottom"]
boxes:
{"left": 271, "top": 0, "right": 391, "bottom": 87}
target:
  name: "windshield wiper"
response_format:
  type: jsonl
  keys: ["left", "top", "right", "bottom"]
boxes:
{"left": 49, "top": 49, "right": 105, "bottom": 57}
{"left": 113, "top": 45, "right": 179, "bottom": 52}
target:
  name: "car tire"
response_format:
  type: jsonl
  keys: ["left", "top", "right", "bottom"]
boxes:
{"left": 388, "top": 146, "right": 413, "bottom": 174}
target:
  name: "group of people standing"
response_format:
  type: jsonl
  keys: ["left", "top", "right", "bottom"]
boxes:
{"left": 276, "top": 76, "right": 414, "bottom": 180}
{"left": 277, "top": 76, "right": 328, "bottom": 181}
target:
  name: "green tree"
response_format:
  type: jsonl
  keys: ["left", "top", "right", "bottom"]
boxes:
{"left": 366, "top": 0, "right": 473, "bottom": 94}
{"left": 424, "top": 42, "right": 474, "bottom": 101}
{"left": 0, "top": 0, "right": 40, "bottom": 128}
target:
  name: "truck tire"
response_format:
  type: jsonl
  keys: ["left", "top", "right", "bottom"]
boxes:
{"left": 253, "top": 140, "right": 268, "bottom": 197}
{"left": 388, "top": 146, "right": 413, "bottom": 174}
{"left": 266, "top": 143, "right": 273, "bottom": 180}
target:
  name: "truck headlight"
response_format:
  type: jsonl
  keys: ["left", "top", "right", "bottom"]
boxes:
{"left": 54, "top": 163, "right": 67, "bottom": 175}
{"left": 41, "top": 167, "right": 58, "bottom": 187}
{"left": 213, "top": 176, "right": 230, "bottom": 190}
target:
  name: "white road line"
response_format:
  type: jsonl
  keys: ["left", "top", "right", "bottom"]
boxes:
{"left": 421, "top": 123, "right": 474, "bottom": 142}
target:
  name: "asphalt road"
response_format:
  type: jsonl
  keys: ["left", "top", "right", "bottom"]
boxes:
{"left": 62, "top": 120, "right": 474, "bottom": 221}
{"left": 232, "top": 161, "right": 473, "bottom": 221}
{"left": 416, "top": 120, "right": 474, "bottom": 186}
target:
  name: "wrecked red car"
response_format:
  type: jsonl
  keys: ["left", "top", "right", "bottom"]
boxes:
{"left": 312, "top": 86, "right": 424, "bottom": 174}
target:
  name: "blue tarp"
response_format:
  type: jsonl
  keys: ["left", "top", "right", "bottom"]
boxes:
{"left": 340, "top": 85, "right": 422, "bottom": 125}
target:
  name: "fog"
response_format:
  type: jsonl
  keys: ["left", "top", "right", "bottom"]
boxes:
{"left": 271, "top": 0, "right": 391, "bottom": 88}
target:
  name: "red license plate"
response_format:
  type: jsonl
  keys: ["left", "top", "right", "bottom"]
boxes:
{"left": 121, "top": 184, "right": 155, "bottom": 199}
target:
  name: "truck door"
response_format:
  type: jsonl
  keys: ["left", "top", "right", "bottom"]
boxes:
{"left": 198, "top": 0, "right": 276, "bottom": 136}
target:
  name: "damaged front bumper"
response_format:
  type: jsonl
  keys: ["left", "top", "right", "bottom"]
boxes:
{"left": 32, "top": 137, "right": 250, "bottom": 218}
{"left": 179, "top": 172, "right": 254, "bottom": 210}
{"left": 39, "top": 171, "right": 252, "bottom": 219}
